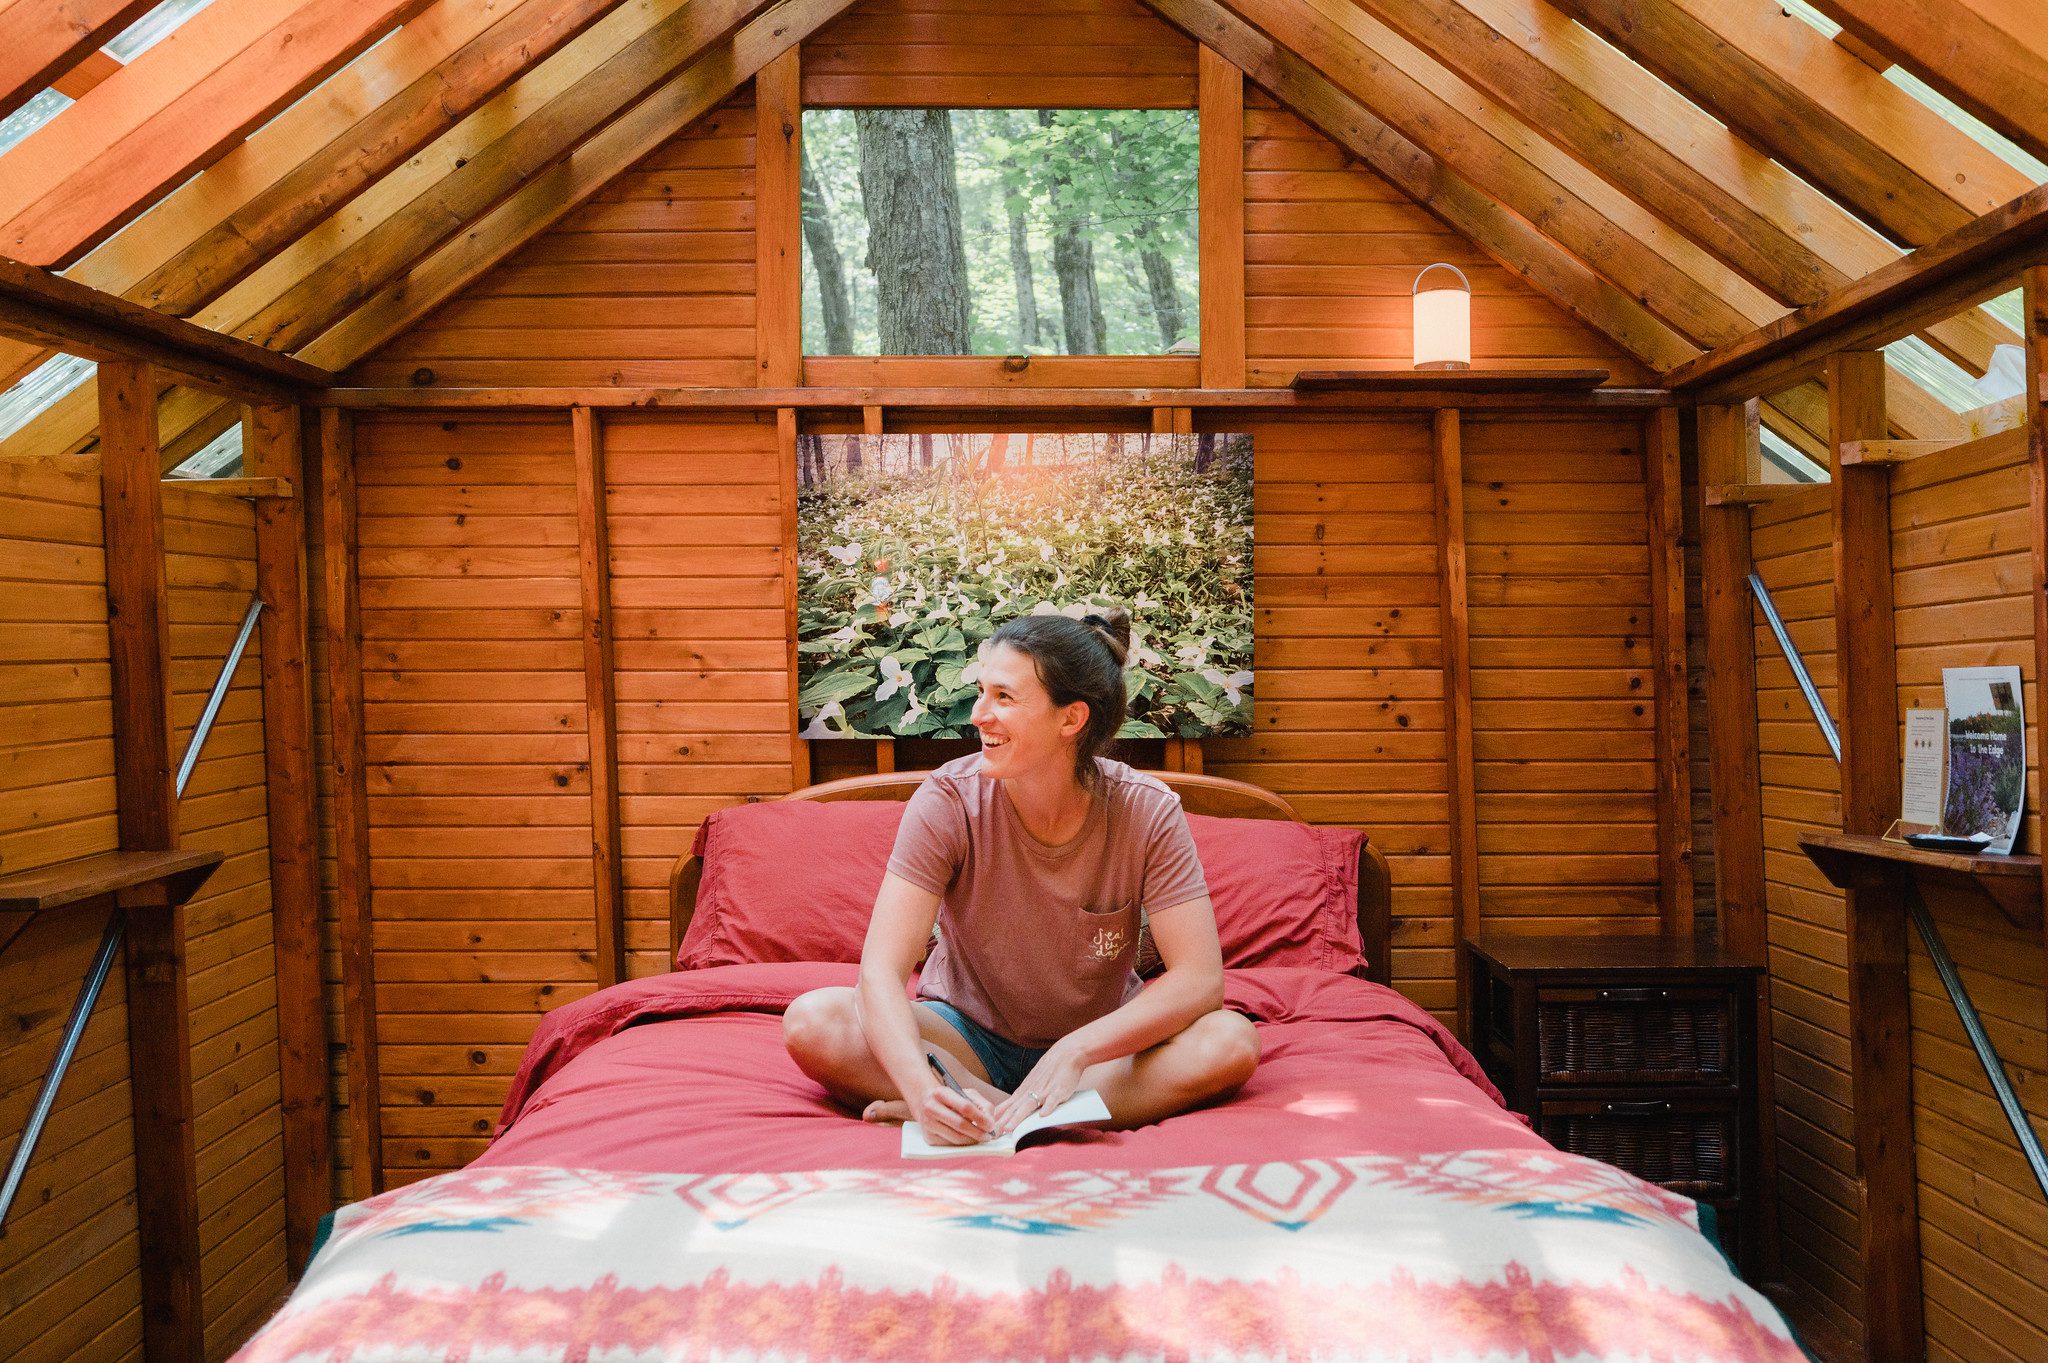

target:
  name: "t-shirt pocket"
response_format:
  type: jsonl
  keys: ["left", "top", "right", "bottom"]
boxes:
{"left": 1075, "top": 898, "right": 1138, "bottom": 968}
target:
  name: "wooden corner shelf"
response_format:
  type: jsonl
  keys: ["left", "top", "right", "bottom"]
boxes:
{"left": 1290, "top": 367, "right": 1611, "bottom": 392}
{"left": 1798, "top": 831, "right": 2042, "bottom": 929}
{"left": 0, "top": 848, "right": 225, "bottom": 912}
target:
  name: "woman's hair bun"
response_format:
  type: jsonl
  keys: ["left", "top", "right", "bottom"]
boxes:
{"left": 1081, "top": 607, "right": 1132, "bottom": 667}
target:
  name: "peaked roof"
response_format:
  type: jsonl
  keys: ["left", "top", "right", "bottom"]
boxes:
{"left": 0, "top": 0, "right": 2038, "bottom": 471}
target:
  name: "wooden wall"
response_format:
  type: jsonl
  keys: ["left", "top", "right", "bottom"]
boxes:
{"left": 1742, "top": 433, "right": 2048, "bottom": 1362}
{"left": 0, "top": 457, "right": 289, "bottom": 1360}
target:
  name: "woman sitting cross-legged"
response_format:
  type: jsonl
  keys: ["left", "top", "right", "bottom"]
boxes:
{"left": 782, "top": 606, "right": 1260, "bottom": 1147}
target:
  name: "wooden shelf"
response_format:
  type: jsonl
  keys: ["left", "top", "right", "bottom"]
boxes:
{"left": 0, "top": 848, "right": 225, "bottom": 912}
{"left": 1289, "top": 367, "right": 1611, "bottom": 392}
{"left": 1799, "top": 832, "right": 2041, "bottom": 929}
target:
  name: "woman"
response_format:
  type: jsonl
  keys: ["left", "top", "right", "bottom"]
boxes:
{"left": 782, "top": 607, "right": 1259, "bottom": 1147}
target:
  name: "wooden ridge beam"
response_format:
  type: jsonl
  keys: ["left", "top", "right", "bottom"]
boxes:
{"left": 0, "top": 0, "right": 155, "bottom": 122}
{"left": 323, "top": 383, "right": 1676, "bottom": 410}
{"left": 0, "top": 253, "right": 331, "bottom": 398}
{"left": 1139, "top": 0, "right": 1692, "bottom": 371}
{"left": 1558, "top": 0, "right": 2029, "bottom": 249}
{"left": 297, "top": 0, "right": 864, "bottom": 372}
{"left": 0, "top": 0, "right": 435, "bottom": 269}
{"left": 1668, "top": 182, "right": 2048, "bottom": 401}
{"left": 1813, "top": 0, "right": 2048, "bottom": 165}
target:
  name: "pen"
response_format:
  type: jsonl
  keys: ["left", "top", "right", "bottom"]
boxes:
{"left": 925, "top": 1051, "right": 989, "bottom": 1129}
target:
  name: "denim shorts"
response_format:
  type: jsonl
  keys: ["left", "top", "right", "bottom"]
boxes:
{"left": 918, "top": 997, "right": 1048, "bottom": 1093}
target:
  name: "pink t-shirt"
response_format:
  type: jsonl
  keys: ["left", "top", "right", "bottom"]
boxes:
{"left": 885, "top": 753, "right": 1210, "bottom": 1047}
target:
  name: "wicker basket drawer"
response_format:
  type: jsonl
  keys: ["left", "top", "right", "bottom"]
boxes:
{"left": 1536, "top": 986, "right": 1735, "bottom": 1085}
{"left": 1537, "top": 1096, "right": 1738, "bottom": 1198}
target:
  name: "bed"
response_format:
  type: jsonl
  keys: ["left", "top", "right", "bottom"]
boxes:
{"left": 236, "top": 772, "right": 1804, "bottom": 1362}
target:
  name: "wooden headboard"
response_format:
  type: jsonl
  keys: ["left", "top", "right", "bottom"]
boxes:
{"left": 669, "top": 770, "right": 1393, "bottom": 985}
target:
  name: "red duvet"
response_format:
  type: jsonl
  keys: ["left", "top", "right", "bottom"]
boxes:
{"left": 480, "top": 961, "right": 1539, "bottom": 1173}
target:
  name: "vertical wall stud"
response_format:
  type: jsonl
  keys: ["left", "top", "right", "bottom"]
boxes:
{"left": 780, "top": 406, "right": 809, "bottom": 788}
{"left": 1198, "top": 45, "right": 1245, "bottom": 390}
{"left": 1697, "top": 402, "right": 1766, "bottom": 957}
{"left": 756, "top": 50, "right": 802, "bottom": 389}
{"left": 2025, "top": 265, "right": 2048, "bottom": 1029}
{"left": 244, "top": 402, "right": 334, "bottom": 1273}
{"left": 1828, "top": 351, "right": 1922, "bottom": 1363}
{"left": 318, "top": 407, "right": 382, "bottom": 1199}
{"left": 101, "top": 360, "right": 204, "bottom": 1362}
{"left": 1645, "top": 408, "right": 1695, "bottom": 932}
{"left": 573, "top": 406, "right": 624, "bottom": 985}
{"left": 1434, "top": 408, "right": 1479, "bottom": 1033}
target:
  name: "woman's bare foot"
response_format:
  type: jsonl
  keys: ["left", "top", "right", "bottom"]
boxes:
{"left": 862, "top": 1098, "right": 912, "bottom": 1124}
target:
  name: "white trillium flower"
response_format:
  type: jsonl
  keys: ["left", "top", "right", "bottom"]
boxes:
{"left": 799, "top": 701, "right": 845, "bottom": 739}
{"left": 961, "top": 657, "right": 982, "bottom": 685}
{"left": 827, "top": 623, "right": 861, "bottom": 644}
{"left": 1201, "top": 667, "right": 1255, "bottom": 706}
{"left": 1176, "top": 635, "right": 1216, "bottom": 666}
{"left": 827, "top": 543, "right": 863, "bottom": 565}
{"left": 876, "top": 656, "right": 912, "bottom": 701}
{"left": 902, "top": 680, "right": 928, "bottom": 725}
{"left": 1133, "top": 590, "right": 1161, "bottom": 612}
{"left": 1030, "top": 600, "right": 1061, "bottom": 617}
{"left": 870, "top": 576, "right": 893, "bottom": 602}
{"left": 888, "top": 610, "right": 911, "bottom": 627}
{"left": 1039, "top": 542, "right": 1055, "bottom": 562}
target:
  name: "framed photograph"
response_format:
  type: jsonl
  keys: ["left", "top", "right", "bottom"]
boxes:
{"left": 794, "top": 431, "right": 1254, "bottom": 741}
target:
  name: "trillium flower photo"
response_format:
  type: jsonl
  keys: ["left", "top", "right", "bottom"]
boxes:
{"left": 795, "top": 431, "right": 1255, "bottom": 740}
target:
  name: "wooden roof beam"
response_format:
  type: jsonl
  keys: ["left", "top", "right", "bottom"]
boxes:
{"left": 1667, "top": 182, "right": 2048, "bottom": 400}
{"left": 0, "top": 0, "right": 155, "bottom": 121}
{"left": 0, "top": 0, "right": 436, "bottom": 270}
{"left": 1558, "top": 0, "right": 2031, "bottom": 248}
{"left": 1144, "top": 0, "right": 1691, "bottom": 368}
{"left": 1358, "top": 0, "right": 2017, "bottom": 377}
{"left": 0, "top": 254, "right": 329, "bottom": 400}
{"left": 1811, "top": 0, "right": 2048, "bottom": 165}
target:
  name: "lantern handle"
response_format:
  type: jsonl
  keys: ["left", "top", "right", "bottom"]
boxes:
{"left": 1413, "top": 262, "right": 1471, "bottom": 294}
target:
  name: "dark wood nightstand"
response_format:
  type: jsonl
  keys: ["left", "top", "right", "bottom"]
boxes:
{"left": 1464, "top": 932, "right": 1766, "bottom": 1272}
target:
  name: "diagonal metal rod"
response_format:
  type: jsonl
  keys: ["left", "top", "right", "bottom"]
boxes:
{"left": 1746, "top": 572, "right": 2048, "bottom": 1203}
{"left": 0, "top": 592, "right": 261, "bottom": 1229}
{"left": 176, "top": 594, "right": 263, "bottom": 798}
{"left": 0, "top": 909, "right": 125, "bottom": 1227}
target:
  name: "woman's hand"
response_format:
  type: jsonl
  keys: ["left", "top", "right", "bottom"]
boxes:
{"left": 916, "top": 1081, "right": 997, "bottom": 1146}
{"left": 991, "top": 1039, "right": 1090, "bottom": 1136}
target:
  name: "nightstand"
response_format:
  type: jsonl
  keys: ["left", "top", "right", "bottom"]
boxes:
{"left": 1464, "top": 932, "right": 1766, "bottom": 1272}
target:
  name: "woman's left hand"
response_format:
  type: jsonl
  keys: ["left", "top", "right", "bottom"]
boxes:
{"left": 991, "top": 1039, "right": 1090, "bottom": 1136}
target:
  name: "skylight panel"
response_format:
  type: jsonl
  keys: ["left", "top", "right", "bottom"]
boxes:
{"left": 1885, "top": 335, "right": 1994, "bottom": 412}
{"left": 167, "top": 421, "right": 242, "bottom": 479}
{"left": 1761, "top": 428, "right": 1827, "bottom": 483}
{"left": 0, "top": 90, "right": 72, "bottom": 158}
{"left": 0, "top": 355, "right": 95, "bottom": 444}
{"left": 104, "top": 0, "right": 217, "bottom": 63}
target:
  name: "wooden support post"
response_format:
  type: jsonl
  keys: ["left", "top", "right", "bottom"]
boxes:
{"left": 1433, "top": 408, "right": 1479, "bottom": 1033}
{"left": 573, "top": 407, "right": 624, "bottom": 986}
{"left": 1645, "top": 408, "right": 1695, "bottom": 933}
{"left": 1198, "top": 45, "right": 1245, "bottom": 390}
{"left": 1697, "top": 402, "right": 1766, "bottom": 958}
{"left": 755, "top": 50, "right": 801, "bottom": 389}
{"left": 243, "top": 402, "right": 332, "bottom": 1274}
{"left": 1828, "top": 351, "right": 1923, "bottom": 1363}
{"left": 2028, "top": 267, "right": 2048, "bottom": 1034}
{"left": 779, "top": 407, "right": 809, "bottom": 788}
{"left": 318, "top": 408, "right": 382, "bottom": 1200}
{"left": 101, "top": 360, "right": 204, "bottom": 1362}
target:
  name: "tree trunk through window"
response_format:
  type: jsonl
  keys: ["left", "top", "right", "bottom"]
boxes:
{"left": 1008, "top": 200, "right": 1040, "bottom": 351}
{"left": 800, "top": 143, "right": 855, "bottom": 355}
{"left": 1039, "top": 110, "right": 1105, "bottom": 355}
{"left": 855, "top": 109, "right": 970, "bottom": 355}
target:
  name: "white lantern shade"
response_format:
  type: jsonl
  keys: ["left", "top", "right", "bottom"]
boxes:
{"left": 1412, "top": 264, "right": 1471, "bottom": 370}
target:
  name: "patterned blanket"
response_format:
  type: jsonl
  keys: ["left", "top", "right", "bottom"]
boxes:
{"left": 236, "top": 1148, "right": 1801, "bottom": 1362}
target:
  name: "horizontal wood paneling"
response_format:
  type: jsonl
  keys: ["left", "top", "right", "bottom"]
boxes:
{"left": 350, "top": 91, "right": 756, "bottom": 391}
{"left": 802, "top": 0, "right": 1195, "bottom": 107}
{"left": 1886, "top": 430, "right": 2047, "bottom": 1363}
{"left": 1747, "top": 484, "right": 1861, "bottom": 1343}
{"left": 0, "top": 459, "right": 287, "bottom": 1360}
{"left": 1240, "top": 94, "right": 1648, "bottom": 390}
{"left": 1463, "top": 417, "right": 1659, "bottom": 936}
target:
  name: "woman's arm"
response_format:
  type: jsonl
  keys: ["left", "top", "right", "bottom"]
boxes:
{"left": 857, "top": 871, "right": 994, "bottom": 1144}
{"left": 988, "top": 893, "right": 1223, "bottom": 1133}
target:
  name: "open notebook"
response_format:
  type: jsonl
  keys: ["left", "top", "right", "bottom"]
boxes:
{"left": 899, "top": 1089, "right": 1111, "bottom": 1159}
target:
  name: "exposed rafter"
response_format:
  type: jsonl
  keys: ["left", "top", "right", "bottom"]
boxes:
{"left": 1812, "top": 0, "right": 2048, "bottom": 165}
{"left": 0, "top": 0, "right": 155, "bottom": 122}
{"left": 0, "top": 0, "right": 435, "bottom": 269}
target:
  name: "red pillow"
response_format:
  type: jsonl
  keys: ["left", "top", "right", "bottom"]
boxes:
{"left": 1183, "top": 813, "right": 1368, "bottom": 975}
{"left": 674, "top": 798, "right": 1369, "bottom": 977}
{"left": 674, "top": 799, "right": 904, "bottom": 970}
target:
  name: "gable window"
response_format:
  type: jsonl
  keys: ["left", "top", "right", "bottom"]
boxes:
{"left": 800, "top": 108, "right": 1198, "bottom": 357}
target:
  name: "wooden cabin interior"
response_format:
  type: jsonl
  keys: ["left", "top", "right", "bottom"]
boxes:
{"left": 1, "top": 0, "right": 2045, "bottom": 1359}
